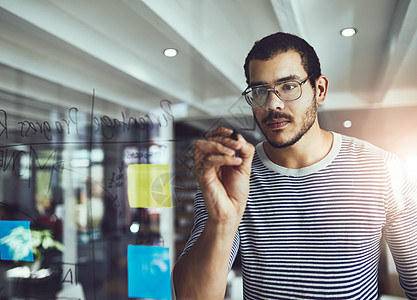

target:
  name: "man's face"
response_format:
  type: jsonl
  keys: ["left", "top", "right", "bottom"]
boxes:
{"left": 249, "top": 51, "right": 318, "bottom": 149}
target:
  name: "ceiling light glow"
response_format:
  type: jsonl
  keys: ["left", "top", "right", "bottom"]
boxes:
{"left": 340, "top": 27, "right": 357, "bottom": 37}
{"left": 343, "top": 120, "right": 352, "bottom": 128}
{"left": 130, "top": 222, "right": 140, "bottom": 233}
{"left": 163, "top": 48, "right": 178, "bottom": 57}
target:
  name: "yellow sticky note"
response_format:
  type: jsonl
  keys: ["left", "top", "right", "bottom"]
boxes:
{"left": 127, "top": 164, "right": 172, "bottom": 208}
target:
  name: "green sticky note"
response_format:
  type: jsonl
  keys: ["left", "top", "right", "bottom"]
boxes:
{"left": 127, "top": 164, "right": 172, "bottom": 208}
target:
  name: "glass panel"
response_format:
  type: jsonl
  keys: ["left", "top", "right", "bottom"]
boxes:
{"left": 0, "top": 88, "right": 175, "bottom": 299}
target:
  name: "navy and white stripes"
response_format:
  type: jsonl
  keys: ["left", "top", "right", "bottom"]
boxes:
{"left": 181, "top": 133, "right": 417, "bottom": 299}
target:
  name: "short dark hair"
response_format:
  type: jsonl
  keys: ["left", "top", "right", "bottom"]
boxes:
{"left": 244, "top": 32, "right": 321, "bottom": 87}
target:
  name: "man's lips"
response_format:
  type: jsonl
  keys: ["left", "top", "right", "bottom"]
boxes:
{"left": 265, "top": 119, "right": 290, "bottom": 129}
{"left": 261, "top": 111, "right": 293, "bottom": 129}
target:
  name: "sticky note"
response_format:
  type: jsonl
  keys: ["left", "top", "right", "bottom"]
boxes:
{"left": 127, "top": 164, "right": 172, "bottom": 208}
{"left": 127, "top": 245, "right": 171, "bottom": 299}
{"left": 0, "top": 220, "right": 34, "bottom": 261}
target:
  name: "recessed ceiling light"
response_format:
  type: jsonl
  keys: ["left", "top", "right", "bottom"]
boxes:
{"left": 340, "top": 27, "right": 357, "bottom": 37}
{"left": 343, "top": 120, "right": 352, "bottom": 128}
{"left": 163, "top": 48, "right": 178, "bottom": 57}
{"left": 130, "top": 222, "right": 140, "bottom": 233}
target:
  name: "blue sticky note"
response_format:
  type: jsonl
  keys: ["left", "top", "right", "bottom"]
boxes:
{"left": 127, "top": 245, "right": 171, "bottom": 299}
{"left": 0, "top": 220, "right": 34, "bottom": 261}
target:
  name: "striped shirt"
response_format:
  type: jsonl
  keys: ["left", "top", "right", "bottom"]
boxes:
{"left": 181, "top": 132, "right": 417, "bottom": 299}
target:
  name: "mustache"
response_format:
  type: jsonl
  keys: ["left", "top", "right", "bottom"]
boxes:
{"left": 262, "top": 111, "right": 293, "bottom": 124}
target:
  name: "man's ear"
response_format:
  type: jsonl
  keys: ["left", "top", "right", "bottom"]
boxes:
{"left": 315, "top": 75, "right": 329, "bottom": 106}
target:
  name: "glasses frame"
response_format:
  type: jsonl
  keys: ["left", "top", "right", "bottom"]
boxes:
{"left": 242, "top": 74, "right": 312, "bottom": 107}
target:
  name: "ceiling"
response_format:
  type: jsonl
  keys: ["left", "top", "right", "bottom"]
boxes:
{"left": 1, "top": 0, "right": 417, "bottom": 127}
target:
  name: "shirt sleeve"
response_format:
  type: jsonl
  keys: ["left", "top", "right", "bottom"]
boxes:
{"left": 384, "top": 153, "right": 417, "bottom": 299}
{"left": 179, "top": 188, "right": 240, "bottom": 271}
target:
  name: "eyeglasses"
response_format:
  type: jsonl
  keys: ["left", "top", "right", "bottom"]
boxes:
{"left": 242, "top": 75, "right": 312, "bottom": 107}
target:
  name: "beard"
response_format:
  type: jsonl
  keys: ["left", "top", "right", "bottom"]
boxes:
{"left": 254, "top": 94, "right": 318, "bottom": 149}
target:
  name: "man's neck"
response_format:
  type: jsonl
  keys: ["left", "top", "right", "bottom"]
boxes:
{"left": 263, "top": 127, "right": 333, "bottom": 169}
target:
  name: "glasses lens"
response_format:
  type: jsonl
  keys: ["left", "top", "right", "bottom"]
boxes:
{"left": 275, "top": 81, "right": 301, "bottom": 101}
{"left": 243, "top": 79, "right": 304, "bottom": 106}
{"left": 248, "top": 87, "right": 268, "bottom": 106}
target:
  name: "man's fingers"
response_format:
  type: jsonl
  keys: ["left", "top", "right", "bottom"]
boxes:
{"left": 194, "top": 127, "right": 254, "bottom": 179}
{"left": 204, "top": 127, "right": 233, "bottom": 139}
{"left": 196, "top": 153, "right": 243, "bottom": 172}
{"left": 194, "top": 140, "right": 236, "bottom": 158}
{"left": 194, "top": 138, "right": 244, "bottom": 174}
{"left": 205, "top": 154, "right": 242, "bottom": 166}
{"left": 197, "top": 128, "right": 255, "bottom": 163}
{"left": 236, "top": 133, "right": 255, "bottom": 159}
{"left": 236, "top": 134, "right": 255, "bottom": 172}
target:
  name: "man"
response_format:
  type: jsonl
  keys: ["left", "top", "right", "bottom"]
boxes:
{"left": 173, "top": 32, "right": 417, "bottom": 299}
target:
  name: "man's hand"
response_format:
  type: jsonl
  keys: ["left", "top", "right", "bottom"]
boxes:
{"left": 174, "top": 128, "right": 254, "bottom": 299}
{"left": 194, "top": 127, "right": 255, "bottom": 225}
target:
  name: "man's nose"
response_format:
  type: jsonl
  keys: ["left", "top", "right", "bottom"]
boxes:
{"left": 265, "top": 88, "right": 285, "bottom": 110}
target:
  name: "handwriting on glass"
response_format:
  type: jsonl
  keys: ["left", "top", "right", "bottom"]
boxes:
{"left": 0, "top": 99, "right": 174, "bottom": 142}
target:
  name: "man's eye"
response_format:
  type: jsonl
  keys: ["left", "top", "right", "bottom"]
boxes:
{"left": 281, "top": 83, "right": 297, "bottom": 91}
{"left": 282, "top": 83, "right": 296, "bottom": 91}
{"left": 253, "top": 88, "right": 267, "bottom": 96}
